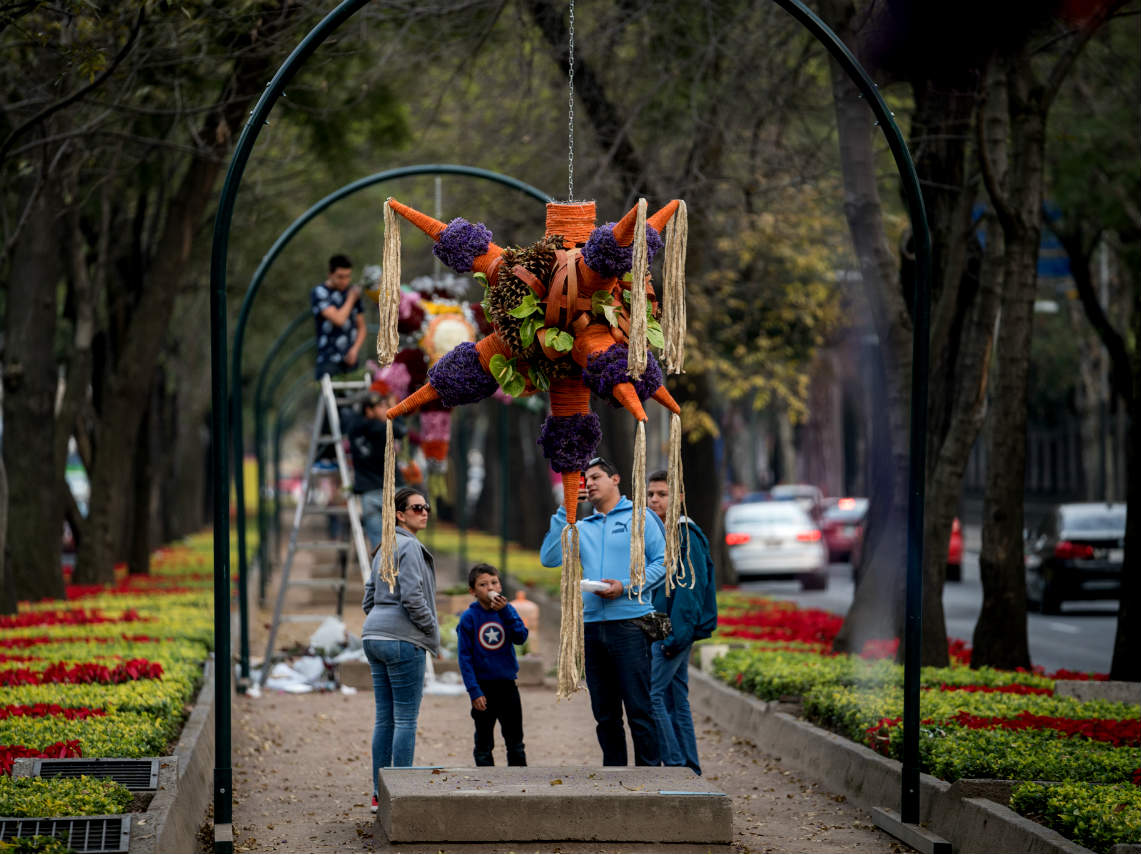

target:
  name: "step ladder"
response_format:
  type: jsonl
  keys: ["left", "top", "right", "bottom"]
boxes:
{"left": 257, "top": 375, "right": 372, "bottom": 687}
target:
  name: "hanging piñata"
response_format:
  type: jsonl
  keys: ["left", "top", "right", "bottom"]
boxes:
{"left": 375, "top": 198, "right": 689, "bottom": 695}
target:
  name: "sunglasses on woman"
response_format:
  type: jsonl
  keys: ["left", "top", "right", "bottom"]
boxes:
{"left": 404, "top": 503, "right": 431, "bottom": 514}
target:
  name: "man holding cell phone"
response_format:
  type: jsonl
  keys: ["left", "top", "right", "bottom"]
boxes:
{"left": 540, "top": 457, "right": 667, "bottom": 766}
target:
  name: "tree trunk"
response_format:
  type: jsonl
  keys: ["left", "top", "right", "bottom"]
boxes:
{"left": 907, "top": 66, "right": 1003, "bottom": 667}
{"left": 820, "top": 0, "right": 913, "bottom": 654}
{"left": 0, "top": 462, "right": 13, "bottom": 614}
{"left": 127, "top": 379, "right": 158, "bottom": 576}
{"left": 973, "top": 54, "right": 1042, "bottom": 670}
{"left": 1109, "top": 281, "right": 1139, "bottom": 680}
{"left": 2, "top": 182, "right": 65, "bottom": 602}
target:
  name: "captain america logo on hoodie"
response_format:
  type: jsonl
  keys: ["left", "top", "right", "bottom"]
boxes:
{"left": 478, "top": 621, "right": 506, "bottom": 650}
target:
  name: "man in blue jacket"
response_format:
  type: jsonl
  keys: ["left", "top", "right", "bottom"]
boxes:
{"left": 647, "top": 469, "right": 718, "bottom": 775}
{"left": 541, "top": 456, "right": 667, "bottom": 766}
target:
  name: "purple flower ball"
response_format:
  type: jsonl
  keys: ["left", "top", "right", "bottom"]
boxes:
{"left": 581, "top": 223, "right": 663, "bottom": 278}
{"left": 433, "top": 218, "right": 493, "bottom": 273}
{"left": 427, "top": 341, "right": 499, "bottom": 407}
{"left": 537, "top": 412, "right": 602, "bottom": 473}
{"left": 582, "top": 343, "right": 664, "bottom": 404}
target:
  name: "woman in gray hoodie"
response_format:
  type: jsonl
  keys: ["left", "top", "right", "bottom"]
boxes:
{"left": 363, "top": 486, "right": 439, "bottom": 810}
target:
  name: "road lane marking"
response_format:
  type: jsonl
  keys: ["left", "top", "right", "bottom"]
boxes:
{"left": 1047, "top": 622, "right": 1080, "bottom": 634}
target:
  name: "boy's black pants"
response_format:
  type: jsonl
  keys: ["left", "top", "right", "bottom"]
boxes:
{"left": 471, "top": 679, "right": 526, "bottom": 766}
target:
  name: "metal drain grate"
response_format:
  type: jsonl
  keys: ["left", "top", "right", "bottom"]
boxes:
{"left": 32, "top": 758, "right": 159, "bottom": 790}
{"left": 0, "top": 815, "right": 131, "bottom": 853}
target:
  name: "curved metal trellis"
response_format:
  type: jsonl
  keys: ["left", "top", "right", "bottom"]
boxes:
{"left": 208, "top": 1, "right": 930, "bottom": 850}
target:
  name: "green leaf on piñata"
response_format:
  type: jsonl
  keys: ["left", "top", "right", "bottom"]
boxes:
{"left": 646, "top": 316, "right": 665, "bottom": 349}
{"left": 508, "top": 293, "right": 541, "bottom": 318}
{"left": 591, "top": 291, "right": 620, "bottom": 327}
{"left": 519, "top": 316, "right": 540, "bottom": 348}
{"left": 544, "top": 328, "right": 574, "bottom": 353}
{"left": 527, "top": 365, "right": 550, "bottom": 392}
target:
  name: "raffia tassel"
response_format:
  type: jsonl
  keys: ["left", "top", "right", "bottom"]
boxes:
{"left": 661, "top": 200, "right": 688, "bottom": 375}
{"left": 378, "top": 418, "right": 398, "bottom": 587}
{"left": 377, "top": 200, "right": 401, "bottom": 366}
{"left": 626, "top": 198, "right": 648, "bottom": 380}
{"left": 663, "top": 411, "right": 695, "bottom": 591}
{"left": 628, "top": 419, "right": 647, "bottom": 600}
{"left": 556, "top": 525, "right": 584, "bottom": 698}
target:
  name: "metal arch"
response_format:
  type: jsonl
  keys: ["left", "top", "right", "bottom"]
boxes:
{"left": 251, "top": 309, "right": 312, "bottom": 607}
{"left": 230, "top": 166, "right": 553, "bottom": 682}
{"left": 767, "top": 0, "right": 932, "bottom": 825}
{"left": 208, "top": 0, "right": 931, "bottom": 846}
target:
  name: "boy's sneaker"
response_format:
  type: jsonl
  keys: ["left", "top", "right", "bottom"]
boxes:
{"left": 370, "top": 794, "right": 378, "bottom": 813}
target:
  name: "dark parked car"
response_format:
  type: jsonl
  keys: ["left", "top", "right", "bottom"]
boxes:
{"left": 820, "top": 497, "right": 868, "bottom": 562}
{"left": 1025, "top": 502, "right": 1126, "bottom": 614}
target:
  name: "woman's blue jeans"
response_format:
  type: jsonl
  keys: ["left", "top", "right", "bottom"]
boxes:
{"left": 363, "top": 639, "right": 425, "bottom": 794}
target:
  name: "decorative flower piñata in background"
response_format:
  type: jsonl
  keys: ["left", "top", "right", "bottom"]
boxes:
{"left": 373, "top": 197, "right": 690, "bottom": 695}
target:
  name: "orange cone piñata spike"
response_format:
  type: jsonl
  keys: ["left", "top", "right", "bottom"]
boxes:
{"left": 386, "top": 383, "right": 440, "bottom": 419}
{"left": 646, "top": 200, "right": 681, "bottom": 233}
{"left": 388, "top": 197, "right": 505, "bottom": 260}
{"left": 612, "top": 383, "right": 647, "bottom": 422}
{"left": 562, "top": 471, "right": 583, "bottom": 526}
{"left": 651, "top": 385, "right": 682, "bottom": 415}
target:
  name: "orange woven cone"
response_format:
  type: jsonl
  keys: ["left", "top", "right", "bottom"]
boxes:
{"left": 651, "top": 385, "right": 682, "bottom": 415}
{"left": 610, "top": 202, "right": 642, "bottom": 246}
{"left": 570, "top": 324, "right": 621, "bottom": 369}
{"left": 562, "top": 471, "right": 583, "bottom": 525}
{"left": 388, "top": 198, "right": 448, "bottom": 240}
{"left": 646, "top": 200, "right": 681, "bottom": 233}
{"left": 386, "top": 383, "right": 440, "bottom": 419}
{"left": 611, "top": 199, "right": 682, "bottom": 245}
{"left": 388, "top": 196, "right": 505, "bottom": 261}
{"left": 612, "top": 382, "right": 647, "bottom": 422}
{"left": 475, "top": 332, "right": 514, "bottom": 371}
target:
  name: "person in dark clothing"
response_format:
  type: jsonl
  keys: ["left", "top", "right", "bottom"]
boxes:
{"left": 346, "top": 390, "right": 406, "bottom": 552}
{"left": 646, "top": 469, "right": 719, "bottom": 775}
{"left": 456, "top": 563, "right": 529, "bottom": 766}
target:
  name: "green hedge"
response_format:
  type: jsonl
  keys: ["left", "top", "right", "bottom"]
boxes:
{"left": 1011, "top": 782, "right": 1141, "bottom": 852}
{"left": 0, "top": 775, "right": 132, "bottom": 817}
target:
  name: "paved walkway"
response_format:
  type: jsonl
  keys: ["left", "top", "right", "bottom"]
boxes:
{"left": 227, "top": 516, "right": 905, "bottom": 853}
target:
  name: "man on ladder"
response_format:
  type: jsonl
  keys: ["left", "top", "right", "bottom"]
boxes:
{"left": 254, "top": 255, "right": 372, "bottom": 688}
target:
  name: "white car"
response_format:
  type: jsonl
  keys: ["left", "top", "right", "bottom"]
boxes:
{"left": 724, "top": 501, "right": 829, "bottom": 590}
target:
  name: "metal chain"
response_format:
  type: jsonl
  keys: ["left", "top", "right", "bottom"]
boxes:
{"left": 567, "top": 0, "right": 575, "bottom": 201}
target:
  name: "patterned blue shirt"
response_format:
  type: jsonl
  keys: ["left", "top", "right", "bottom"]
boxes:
{"left": 310, "top": 281, "right": 363, "bottom": 376}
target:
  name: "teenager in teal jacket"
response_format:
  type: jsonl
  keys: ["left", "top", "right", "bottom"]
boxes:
{"left": 647, "top": 470, "right": 718, "bottom": 774}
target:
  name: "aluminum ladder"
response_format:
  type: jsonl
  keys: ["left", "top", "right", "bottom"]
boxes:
{"left": 257, "top": 374, "right": 372, "bottom": 687}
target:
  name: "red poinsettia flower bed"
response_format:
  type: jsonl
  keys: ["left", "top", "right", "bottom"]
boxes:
{"left": 0, "top": 634, "right": 165, "bottom": 650}
{"left": 0, "top": 659, "right": 163, "bottom": 687}
{"left": 945, "top": 711, "right": 1140, "bottom": 747}
{"left": 718, "top": 598, "right": 974, "bottom": 664}
{"left": 0, "top": 609, "right": 152, "bottom": 630}
{"left": 0, "top": 705, "right": 105, "bottom": 721}
{"left": 0, "top": 740, "right": 82, "bottom": 776}
{"left": 933, "top": 682, "right": 1054, "bottom": 696}
{"left": 865, "top": 712, "right": 1139, "bottom": 751}
{"left": 719, "top": 595, "right": 1103, "bottom": 678}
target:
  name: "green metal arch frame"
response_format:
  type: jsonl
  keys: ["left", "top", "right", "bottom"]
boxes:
{"left": 231, "top": 165, "right": 553, "bottom": 681}
{"left": 251, "top": 309, "right": 312, "bottom": 601}
{"left": 208, "top": 0, "right": 931, "bottom": 847}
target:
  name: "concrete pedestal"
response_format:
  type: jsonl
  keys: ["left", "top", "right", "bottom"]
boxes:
{"left": 376, "top": 766, "right": 732, "bottom": 844}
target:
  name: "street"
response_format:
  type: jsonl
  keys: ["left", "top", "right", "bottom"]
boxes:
{"left": 738, "top": 524, "right": 1119, "bottom": 675}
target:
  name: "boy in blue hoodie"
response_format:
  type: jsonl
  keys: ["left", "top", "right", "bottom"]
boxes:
{"left": 457, "top": 563, "right": 529, "bottom": 766}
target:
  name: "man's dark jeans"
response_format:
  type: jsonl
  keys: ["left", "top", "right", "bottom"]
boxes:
{"left": 583, "top": 618, "right": 660, "bottom": 766}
